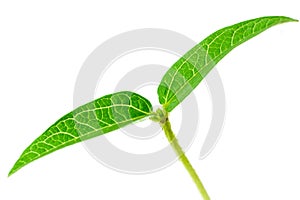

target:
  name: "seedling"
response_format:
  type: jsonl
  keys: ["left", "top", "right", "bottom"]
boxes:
{"left": 9, "top": 16, "right": 297, "bottom": 199}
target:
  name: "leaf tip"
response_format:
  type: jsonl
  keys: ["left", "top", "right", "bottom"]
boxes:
{"left": 8, "top": 164, "right": 19, "bottom": 177}
{"left": 8, "top": 169, "right": 15, "bottom": 177}
{"left": 8, "top": 158, "right": 24, "bottom": 177}
{"left": 286, "top": 17, "right": 298, "bottom": 22}
{"left": 283, "top": 16, "right": 298, "bottom": 22}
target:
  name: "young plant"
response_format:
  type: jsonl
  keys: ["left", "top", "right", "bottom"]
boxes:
{"left": 9, "top": 16, "right": 297, "bottom": 199}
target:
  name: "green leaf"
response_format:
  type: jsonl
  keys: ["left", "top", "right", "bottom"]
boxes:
{"left": 9, "top": 91, "right": 153, "bottom": 176}
{"left": 158, "top": 16, "right": 298, "bottom": 112}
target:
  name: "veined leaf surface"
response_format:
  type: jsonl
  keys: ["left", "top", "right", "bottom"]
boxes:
{"left": 158, "top": 16, "right": 297, "bottom": 112}
{"left": 9, "top": 91, "right": 153, "bottom": 176}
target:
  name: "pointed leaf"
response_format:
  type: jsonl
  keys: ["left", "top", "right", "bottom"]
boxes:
{"left": 9, "top": 91, "right": 153, "bottom": 176}
{"left": 158, "top": 16, "right": 297, "bottom": 112}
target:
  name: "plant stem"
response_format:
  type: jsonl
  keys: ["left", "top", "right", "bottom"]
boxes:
{"left": 162, "top": 118, "right": 210, "bottom": 200}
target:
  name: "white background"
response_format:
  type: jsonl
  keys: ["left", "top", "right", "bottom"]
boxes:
{"left": 0, "top": 1, "right": 299, "bottom": 200}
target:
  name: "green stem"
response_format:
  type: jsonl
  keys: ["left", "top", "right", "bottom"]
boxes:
{"left": 161, "top": 119, "right": 210, "bottom": 200}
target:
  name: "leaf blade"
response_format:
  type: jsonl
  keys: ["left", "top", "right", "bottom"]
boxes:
{"left": 9, "top": 91, "right": 153, "bottom": 176}
{"left": 158, "top": 16, "right": 297, "bottom": 112}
